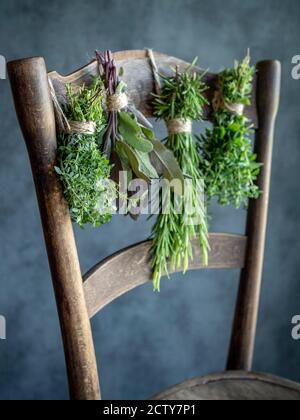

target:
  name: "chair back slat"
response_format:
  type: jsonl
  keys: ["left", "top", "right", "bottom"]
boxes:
{"left": 84, "top": 233, "right": 248, "bottom": 318}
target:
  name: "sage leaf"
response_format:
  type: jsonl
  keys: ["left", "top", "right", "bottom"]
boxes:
{"left": 150, "top": 139, "right": 184, "bottom": 185}
{"left": 116, "top": 141, "right": 158, "bottom": 182}
{"left": 118, "top": 112, "right": 154, "bottom": 153}
{"left": 141, "top": 126, "right": 154, "bottom": 140}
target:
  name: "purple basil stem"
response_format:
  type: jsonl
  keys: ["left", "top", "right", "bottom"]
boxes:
{"left": 96, "top": 49, "right": 153, "bottom": 155}
{"left": 96, "top": 50, "right": 120, "bottom": 157}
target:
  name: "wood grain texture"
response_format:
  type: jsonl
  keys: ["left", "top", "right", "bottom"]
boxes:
{"left": 227, "top": 61, "right": 281, "bottom": 371}
{"left": 8, "top": 57, "right": 100, "bottom": 401}
{"left": 153, "top": 371, "right": 300, "bottom": 400}
{"left": 84, "top": 233, "right": 247, "bottom": 318}
{"left": 48, "top": 50, "right": 258, "bottom": 127}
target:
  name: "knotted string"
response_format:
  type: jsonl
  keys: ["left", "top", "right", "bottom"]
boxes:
{"left": 212, "top": 84, "right": 245, "bottom": 116}
{"left": 67, "top": 121, "right": 97, "bottom": 135}
{"left": 106, "top": 92, "right": 128, "bottom": 112}
{"left": 147, "top": 48, "right": 192, "bottom": 135}
{"left": 48, "top": 77, "right": 97, "bottom": 135}
{"left": 166, "top": 118, "right": 192, "bottom": 135}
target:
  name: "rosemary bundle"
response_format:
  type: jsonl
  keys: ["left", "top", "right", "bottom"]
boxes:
{"left": 96, "top": 50, "right": 182, "bottom": 186}
{"left": 151, "top": 62, "right": 210, "bottom": 292}
{"left": 55, "top": 77, "right": 115, "bottom": 228}
{"left": 202, "top": 54, "right": 262, "bottom": 208}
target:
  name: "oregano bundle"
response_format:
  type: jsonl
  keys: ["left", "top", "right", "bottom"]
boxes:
{"left": 151, "top": 61, "right": 210, "bottom": 292}
{"left": 202, "top": 54, "right": 262, "bottom": 208}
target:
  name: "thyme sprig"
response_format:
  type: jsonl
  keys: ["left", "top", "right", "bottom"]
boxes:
{"left": 151, "top": 63, "right": 210, "bottom": 291}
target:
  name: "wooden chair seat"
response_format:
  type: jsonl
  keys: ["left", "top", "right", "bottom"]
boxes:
{"left": 154, "top": 371, "right": 300, "bottom": 401}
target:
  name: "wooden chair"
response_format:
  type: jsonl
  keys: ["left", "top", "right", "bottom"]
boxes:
{"left": 7, "top": 51, "right": 300, "bottom": 400}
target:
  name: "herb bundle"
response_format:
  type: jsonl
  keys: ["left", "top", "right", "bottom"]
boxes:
{"left": 55, "top": 77, "right": 115, "bottom": 228}
{"left": 151, "top": 62, "right": 210, "bottom": 292}
{"left": 96, "top": 51, "right": 183, "bottom": 187}
{"left": 202, "top": 54, "right": 261, "bottom": 208}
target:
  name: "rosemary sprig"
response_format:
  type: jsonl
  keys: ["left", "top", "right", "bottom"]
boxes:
{"left": 55, "top": 77, "right": 115, "bottom": 227}
{"left": 202, "top": 53, "right": 261, "bottom": 208}
{"left": 151, "top": 63, "right": 210, "bottom": 292}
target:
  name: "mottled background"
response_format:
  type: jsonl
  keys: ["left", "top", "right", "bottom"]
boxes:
{"left": 0, "top": 0, "right": 300, "bottom": 400}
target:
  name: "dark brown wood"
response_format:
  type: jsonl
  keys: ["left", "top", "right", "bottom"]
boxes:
{"left": 8, "top": 57, "right": 100, "bottom": 400}
{"left": 227, "top": 61, "right": 281, "bottom": 371}
{"left": 84, "top": 233, "right": 247, "bottom": 318}
{"left": 48, "top": 50, "right": 258, "bottom": 128}
{"left": 153, "top": 371, "right": 300, "bottom": 400}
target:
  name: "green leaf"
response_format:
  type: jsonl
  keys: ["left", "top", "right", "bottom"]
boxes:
{"left": 97, "top": 128, "right": 106, "bottom": 147}
{"left": 219, "top": 126, "right": 226, "bottom": 139}
{"left": 118, "top": 112, "right": 154, "bottom": 153}
{"left": 54, "top": 166, "right": 62, "bottom": 175}
{"left": 149, "top": 139, "right": 184, "bottom": 185}
{"left": 116, "top": 141, "right": 158, "bottom": 182}
{"left": 136, "top": 150, "right": 159, "bottom": 180}
{"left": 117, "top": 144, "right": 134, "bottom": 185}
{"left": 124, "top": 134, "right": 153, "bottom": 153}
{"left": 119, "top": 112, "right": 139, "bottom": 134}
{"left": 229, "top": 122, "right": 241, "bottom": 132}
{"left": 141, "top": 126, "right": 154, "bottom": 140}
{"left": 116, "top": 80, "right": 127, "bottom": 94}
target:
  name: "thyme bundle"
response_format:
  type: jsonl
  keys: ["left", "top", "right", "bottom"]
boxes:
{"left": 202, "top": 53, "right": 262, "bottom": 208}
{"left": 150, "top": 61, "right": 210, "bottom": 292}
{"left": 54, "top": 77, "right": 115, "bottom": 227}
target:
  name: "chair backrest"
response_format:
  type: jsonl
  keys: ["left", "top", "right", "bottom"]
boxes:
{"left": 7, "top": 50, "right": 281, "bottom": 400}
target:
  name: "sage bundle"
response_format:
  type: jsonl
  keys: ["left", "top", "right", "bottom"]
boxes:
{"left": 96, "top": 50, "right": 182, "bottom": 186}
{"left": 202, "top": 53, "right": 262, "bottom": 208}
{"left": 54, "top": 77, "right": 115, "bottom": 228}
{"left": 149, "top": 56, "right": 210, "bottom": 292}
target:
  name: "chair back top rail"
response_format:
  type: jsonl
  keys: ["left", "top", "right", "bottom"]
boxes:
{"left": 48, "top": 50, "right": 258, "bottom": 127}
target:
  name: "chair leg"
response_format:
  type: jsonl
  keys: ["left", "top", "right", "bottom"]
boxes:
{"left": 8, "top": 57, "right": 101, "bottom": 400}
{"left": 227, "top": 60, "right": 281, "bottom": 371}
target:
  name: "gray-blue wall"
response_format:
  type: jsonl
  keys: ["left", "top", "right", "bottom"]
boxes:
{"left": 0, "top": 0, "right": 300, "bottom": 400}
